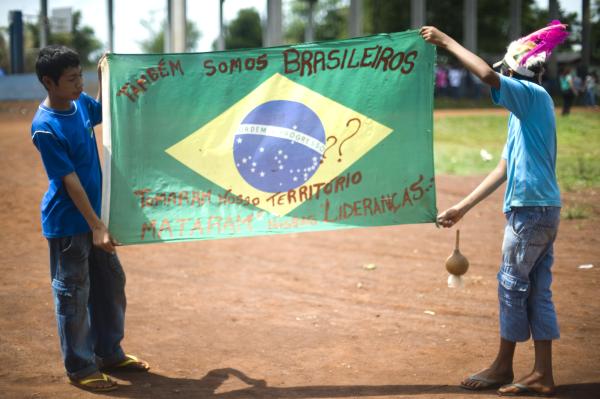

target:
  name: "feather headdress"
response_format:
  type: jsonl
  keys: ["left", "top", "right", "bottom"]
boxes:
{"left": 493, "top": 20, "right": 569, "bottom": 77}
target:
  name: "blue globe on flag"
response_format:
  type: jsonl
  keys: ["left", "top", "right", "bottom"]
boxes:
{"left": 233, "top": 100, "right": 326, "bottom": 193}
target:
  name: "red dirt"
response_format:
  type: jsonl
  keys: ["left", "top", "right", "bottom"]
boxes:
{"left": 1, "top": 102, "right": 599, "bottom": 398}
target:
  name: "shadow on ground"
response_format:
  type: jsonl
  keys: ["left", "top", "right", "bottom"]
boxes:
{"left": 102, "top": 368, "right": 600, "bottom": 399}
{"left": 105, "top": 367, "right": 457, "bottom": 398}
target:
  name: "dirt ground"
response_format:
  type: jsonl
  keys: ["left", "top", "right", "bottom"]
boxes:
{"left": 1, "top": 102, "right": 599, "bottom": 399}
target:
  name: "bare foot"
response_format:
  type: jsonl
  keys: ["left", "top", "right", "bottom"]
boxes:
{"left": 460, "top": 367, "right": 514, "bottom": 390}
{"left": 498, "top": 371, "right": 555, "bottom": 396}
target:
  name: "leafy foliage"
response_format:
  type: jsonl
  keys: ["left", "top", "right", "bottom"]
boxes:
{"left": 25, "top": 11, "right": 102, "bottom": 70}
{"left": 362, "top": 0, "right": 579, "bottom": 61}
{"left": 592, "top": 0, "right": 600, "bottom": 63}
{"left": 0, "top": 28, "right": 8, "bottom": 73}
{"left": 285, "top": 0, "right": 348, "bottom": 44}
{"left": 363, "top": 0, "right": 409, "bottom": 35}
{"left": 1, "top": 1, "right": 597, "bottom": 73}
{"left": 224, "top": 8, "right": 263, "bottom": 49}
{"left": 140, "top": 19, "right": 201, "bottom": 53}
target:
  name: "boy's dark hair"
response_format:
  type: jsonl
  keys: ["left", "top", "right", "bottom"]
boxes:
{"left": 35, "top": 45, "right": 80, "bottom": 87}
{"left": 499, "top": 61, "right": 543, "bottom": 84}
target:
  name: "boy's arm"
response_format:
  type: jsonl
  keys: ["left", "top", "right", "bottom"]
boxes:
{"left": 437, "top": 159, "right": 507, "bottom": 228}
{"left": 96, "top": 54, "right": 106, "bottom": 103}
{"left": 62, "top": 172, "right": 116, "bottom": 253}
{"left": 420, "top": 26, "right": 500, "bottom": 90}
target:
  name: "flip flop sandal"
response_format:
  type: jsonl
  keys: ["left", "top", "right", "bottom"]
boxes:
{"left": 460, "top": 374, "right": 513, "bottom": 391}
{"left": 102, "top": 354, "right": 150, "bottom": 372}
{"left": 497, "top": 383, "right": 556, "bottom": 397}
{"left": 69, "top": 372, "right": 118, "bottom": 392}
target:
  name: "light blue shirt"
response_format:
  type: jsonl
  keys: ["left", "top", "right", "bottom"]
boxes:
{"left": 491, "top": 73, "right": 561, "bottom": 213}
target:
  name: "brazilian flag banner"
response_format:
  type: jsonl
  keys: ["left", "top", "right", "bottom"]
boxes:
{"left": 101, "top": 30, "right": 437, "bottom": 244}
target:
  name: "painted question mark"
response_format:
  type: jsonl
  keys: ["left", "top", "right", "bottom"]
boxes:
{"left": 338, "top": 118, "right": 362, "bottom": 162}
{"left": 320, "top": 135, "right": 338, "bottom": 164}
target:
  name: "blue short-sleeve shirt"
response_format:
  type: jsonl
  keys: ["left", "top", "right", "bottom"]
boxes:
{"left": 31, "top": 92, "right": 103, "bottom": 238}
{"left": 491, "top": 73, "right": 561, "bottom": 213}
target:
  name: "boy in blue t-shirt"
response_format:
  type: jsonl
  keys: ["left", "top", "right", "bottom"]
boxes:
{"left": 421, "top": 22, "right": 568, "bottom": 397}
{"left": 32, "top": 45, "right": 149, "bottom": 392}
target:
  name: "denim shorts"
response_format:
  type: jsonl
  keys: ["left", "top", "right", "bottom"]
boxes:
{"left": 497, "top": 206, "right": 560, "bottom": 342}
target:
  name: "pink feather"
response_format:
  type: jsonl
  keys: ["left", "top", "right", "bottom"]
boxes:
{"left": 519, "top": 20, "right": 569, "bottom": 66}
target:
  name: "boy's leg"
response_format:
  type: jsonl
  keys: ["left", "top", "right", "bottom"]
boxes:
{"left": 497, "top": 340, "right": 555, "bottom": 396}
{"left": 48, "top": 233, "right": 97, "bottom": 379}
{"left": 497, "top": 207, "right": 559, "bottom": 342}
{"left": 88, "top": 246, "right": 126, "bottom": 366}
{"left": 497, "top": 208, "right": 559, "bottom": 396}
{"left": 460, "top": 212, "right": 524, "bottom": 391}
{"left": 462, "top": 207, "right": 558, "bottom": 390}
{"left": 460, "top": 338, "right": 515, "bottom": 390}
{"left": 498, "top": 240, "right": 558, "bottom": 395}
{"left": 528, "top": 246, "right": 560, "bottom": 341}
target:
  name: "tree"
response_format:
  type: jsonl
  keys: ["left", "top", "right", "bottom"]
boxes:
{"left": 224, "top": 8, "right": 263, "bottom": 49}
{"left": 520, "top": 1, "right": 578, "bottom": 50}
{"left": 140, "top": 19, "right": 201, "bottom": 53}
{"left": 362, "top": 0, "right": 579, "bottom": 61}
{"left": 0, "top": 28, "right": 9, "bottom": 73}
{"left": 593, "top": 0, "right": 600, "bottom": 63}
{"left": 284, "top": 0, "right": 348, "bottom": 44}
{"left": 363, "top": 0, "right": 409, "bottom": 35}
{"left": 25, "top": 10, "right": 102, "bottom": 69}
{"left": 315, "top": 2, "right": 347, "bottom": 40}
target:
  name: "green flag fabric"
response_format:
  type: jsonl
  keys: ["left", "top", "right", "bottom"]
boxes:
{"left": 101, "top": 30, "right": 437, "bottom": 244}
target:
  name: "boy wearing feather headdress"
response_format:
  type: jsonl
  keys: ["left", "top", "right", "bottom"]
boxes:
{"left": 421, "top": 22, "right": 569, "bottom": 397}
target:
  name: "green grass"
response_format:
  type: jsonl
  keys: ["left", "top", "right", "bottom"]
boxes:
{"left": 561, "top": 205, "right": 591, "bottom": 220}
{"left": 434, "top": 97, "right": 495, "bottom": 109}
{"left": 434, "top": 112, "right": 600, "bottom": 191}
{"left": 434, "top": 95, "right": 567, "bottom": 109}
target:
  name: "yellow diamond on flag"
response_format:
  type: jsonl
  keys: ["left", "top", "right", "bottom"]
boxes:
{"left": 165, "top": 73, "right": 392, "bottom": 216}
